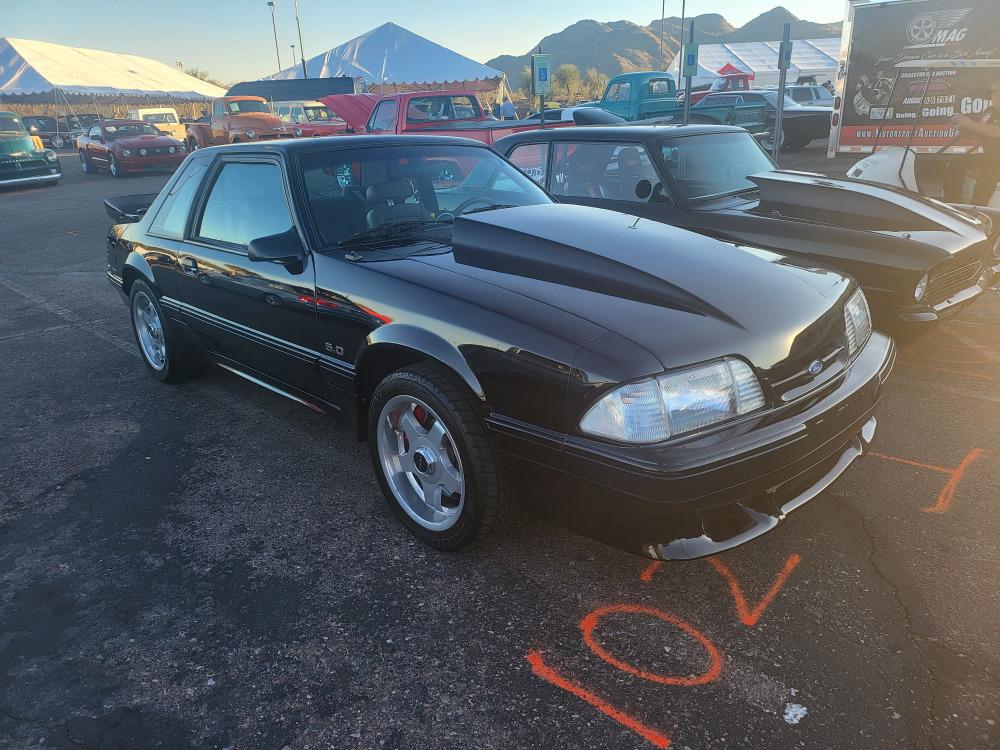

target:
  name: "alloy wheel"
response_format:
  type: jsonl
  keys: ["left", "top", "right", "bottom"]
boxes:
{"left": 132, "top": 290, "right": 166, "bottom": 371}
{"left": 376, "top": 395, "right": 465, "bottom": 531}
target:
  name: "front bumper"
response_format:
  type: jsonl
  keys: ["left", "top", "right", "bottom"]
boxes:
{"left": 896, "top": 262, "right": 999, "bottom": 323}
{"left": 119, "top": 155, "right": 186, "bottom": 172}
{"left": 490, "top": 332, "right": 896, "bottom": 559}
{"left": 0, "top": 170, "right": 61, "bottom": 187}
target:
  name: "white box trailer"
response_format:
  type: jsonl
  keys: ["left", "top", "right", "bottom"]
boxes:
{"left": 828, "top": 0, "right": 999, "bottom": 157}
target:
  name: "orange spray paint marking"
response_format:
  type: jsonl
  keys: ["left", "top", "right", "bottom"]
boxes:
{"left": 526, "top": 650, "right": 672, "bottom": 749}
{"left": 640, "top": 561, "right": 664, "bottom": 582}
{"left": 580, "top": 604, "right": 723, "bottom": 686}
{"left": 706, "top": 553, "right": 801, "bottom": 628}
{"left": 871, "top": 449, "right": 983, "bottom": 514}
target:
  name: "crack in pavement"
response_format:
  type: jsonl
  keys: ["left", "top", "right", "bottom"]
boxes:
{"left": 838, "top": 496, "right": 944, "bottom": 750}
{"left": 0, "top": 316, "right": 120, "bottom": 343}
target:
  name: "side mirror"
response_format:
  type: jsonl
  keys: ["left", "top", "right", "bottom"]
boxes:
{"left": 345, "top": 126, "right": 355, "bottom": 134}
{"left": 248, "top": 228, "right": 307, "bottom": 266}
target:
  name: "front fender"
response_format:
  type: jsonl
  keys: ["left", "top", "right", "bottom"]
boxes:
{"left": 359, "top": 323, "right": 485, "bottom": 400}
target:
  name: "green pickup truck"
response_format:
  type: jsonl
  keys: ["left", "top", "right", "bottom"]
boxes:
{"left": 594, "top": 72, "right": 767, "bottom": 133}
{"left": 0, "top": 111, "right": 62, "bottom": 188}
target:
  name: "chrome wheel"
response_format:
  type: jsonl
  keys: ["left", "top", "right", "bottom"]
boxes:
{"left": 51, "top": 134, "right": 65, "bottom": 149}
{"left": 79, "top": 152, "right": 89, "bottom": 173}
{"left": 376, "top": 395, "right": 465, "bottom": 531}
{"left": 132, "top": 290, "right": 166, "bottom": 371}
{"left": 109, "top": 154, "right": 119, "bottom": 177}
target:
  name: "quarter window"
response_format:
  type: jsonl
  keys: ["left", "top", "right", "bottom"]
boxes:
{"left": 149, "top": 161, "right": 208, "bottom": 240}
{"left": 507, "top": 143, "right": 549, "bottom": 186}
{"left": 197, "top": 162, "right": 293, "bottom": 248}
{"left": 550, "top": 142, "right": 661, "bottom": 203}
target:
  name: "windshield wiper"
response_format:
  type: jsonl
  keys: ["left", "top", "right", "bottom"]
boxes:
{"left": 461, "top": 204, "right": 517, "bottom": 215}
{"left": 336, "top": 220, "right": 453, "bottom": 247}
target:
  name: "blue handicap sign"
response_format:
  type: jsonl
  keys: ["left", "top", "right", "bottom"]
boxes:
{"left": 538, "top": 68, "right": 548, "bottom": 81}
{"left": 687, "top": 53, "right": 696, "bottom": 65}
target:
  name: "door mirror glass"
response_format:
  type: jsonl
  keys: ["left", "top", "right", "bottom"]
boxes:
{"left": 248, "top": 228, "right": 306, "bottom": 265}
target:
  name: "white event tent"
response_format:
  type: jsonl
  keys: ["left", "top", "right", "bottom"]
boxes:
{"left": 668, "top": 38, "right": 840, "bottom": 89}
{"left": 0, "top": 37, "right": 226, "bottom": 101}
{"left": 269, "top": 22, "right": 510, "bottom": 102}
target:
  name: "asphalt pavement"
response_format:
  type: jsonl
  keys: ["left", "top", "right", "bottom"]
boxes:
{"left": 1, "top": 148, "right": 998, "bottom": 750}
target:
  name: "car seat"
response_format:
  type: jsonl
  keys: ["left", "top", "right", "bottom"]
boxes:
{"left": 365, "top": 180, "right": 432, "bottom": 228}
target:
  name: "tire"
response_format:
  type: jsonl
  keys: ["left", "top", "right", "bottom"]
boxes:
{"left": 79, "top": 151, "right": 90, "bottom": 174}
{"left": 128, "top": 280, "right": 204, "bottom": 382}
{"left": 109, "top": 153, "right": 122, "bottom": 178}
{"left": 763, "top": 127, "right": 785, "bottom": 152}
{"left": 368, "top": 363, "right": 511, "bottom": 551}
{"left": 51, "top": 134, "right": 66, "bottom": 149}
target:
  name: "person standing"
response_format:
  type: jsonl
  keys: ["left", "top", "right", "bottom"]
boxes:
{"left": 500, "top": 96, "right": 516, "bottom": 121}
{"left": 943, "top": 81, "right": 1000, "bottom": 205}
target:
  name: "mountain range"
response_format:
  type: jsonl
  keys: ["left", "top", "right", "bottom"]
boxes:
{"left": 486, "top": 6, "right": 842, "bottom": 89}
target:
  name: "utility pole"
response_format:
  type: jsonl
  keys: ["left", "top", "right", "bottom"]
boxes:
{"left": 290, "top": 44, "right": 298, "bottom": 78}
{"left": 659, "top": 0, "right": 665, "bottom": 70}
{"left": 293, "top": 0, "right": 307, "bottom": 78}
{"left": 267, "top": 1, "right": 282, "bottom": 74}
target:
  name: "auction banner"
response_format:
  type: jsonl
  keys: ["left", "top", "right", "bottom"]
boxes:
{"left": 837, "top": 0, "right": 999, "bottom": 153}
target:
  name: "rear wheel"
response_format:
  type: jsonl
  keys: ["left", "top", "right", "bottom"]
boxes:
{"left": 129, "top": 280, "right": 205, "bottom": 382}
{"left": 369, "top": 363, "right": 511, "bottom": 551}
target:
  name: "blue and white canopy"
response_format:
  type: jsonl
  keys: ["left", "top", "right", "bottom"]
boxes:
{"left": 270, "top": 22, "right": 506, "bottom": 89}
{"left": 0, "top": 37, "right": 225, "bottom": 99}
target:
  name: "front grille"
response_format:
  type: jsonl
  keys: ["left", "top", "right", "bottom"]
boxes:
{"left": 925, "top": 257, "right": 986, "bottom": 303}
{"left": 0, "top": 159, "right": 50, "bottom": 178}
{"left": 138, "top": 146, "right": 176, "bottom": 157}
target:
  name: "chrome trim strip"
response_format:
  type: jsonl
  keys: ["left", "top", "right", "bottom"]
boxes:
{"left": 106, "top": 270, "right": 124, "bottom": 288}
{"left": 160, "top": 295, "right": 355, "bottom": 375}
{"left": 215, "top": 362, "right": 330, "bottom": 413}
{"left": 0, "top": 172, "right": 61, "bottom": 186}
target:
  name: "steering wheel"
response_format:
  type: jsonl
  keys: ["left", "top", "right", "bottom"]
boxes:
{"left": 438, "top": 196, "right": 495, "bottom": 221}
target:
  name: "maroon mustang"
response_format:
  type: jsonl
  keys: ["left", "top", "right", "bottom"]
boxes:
{"left": 78, "top": 119, "right": 187, "bottom": 178}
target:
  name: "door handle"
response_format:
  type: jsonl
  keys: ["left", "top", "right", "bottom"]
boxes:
{"left": 181, "top": 257, "right": 199, "bottom": 275}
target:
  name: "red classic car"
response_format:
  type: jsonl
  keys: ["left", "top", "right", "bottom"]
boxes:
{"left": 78, "top": 120, "right": 186, "bottom": 177}
{"left": 272, "top": 99, "right": 348, "bottom": 137}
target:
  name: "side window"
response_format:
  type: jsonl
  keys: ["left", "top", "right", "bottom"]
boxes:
{"left": 605, "top": 83, "right": 620, "bottom": 101}
{"left": 508, "top": 143, "right": 549, "bottom": 186}
{"left": 277, "top": 106, "right": 290, "bottom": 121}
{"left": 369, "top": 101, "right": 398, "bottom": 131}
{"left": 197, "top": 162, "right": 293, "bottom": 248}
{"left": 551, "top": 142, "right": 660, "bottom": 203}
{"left": 791, "top": 88, "right": 810, "bottom": 103}
{"left": 291, "top": 106, "right": 306, "bottom": 122}
{"left": 615, "top": 82, "right": 631, "bottom": 101}
{"left": 149, "top": 161, "right": 209, "bottom": 239}
{"left": 649, "top": 79, "right": 672, "bottom": 96}
{"left": 213, "top": 101, "right": 224, "bottom": 118}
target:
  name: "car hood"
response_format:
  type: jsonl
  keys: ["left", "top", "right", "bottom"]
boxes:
{"left": 412, "top": 203, "right": 852, "bottom": 378}
{"left": 320, "top": 93, "right": 380, "bottom": 131}
{"left": 0, "top": 134, "right": 37, "bottom": 155}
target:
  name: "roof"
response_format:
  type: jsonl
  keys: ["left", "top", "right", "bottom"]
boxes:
{"left": 227, "top": 78, "right": 360, "bottom": 100}
{"left": 267, "top": 22, "right": 505, "bottom": 86}
{"left": 0, "top": 37, "right": 226, "bottom": 98}
{"left": 667, "top": 38, "right": 839, "bottom": 86}
{"left": 494, "top": 124, "right": 742, "bottom": 147}
{"left": 196, "top": 134, "right": 496, "bottom": 155}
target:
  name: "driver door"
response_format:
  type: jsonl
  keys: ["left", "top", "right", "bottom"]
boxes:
{"left": 86, "top": 125, "right": 107, "bottom": 167}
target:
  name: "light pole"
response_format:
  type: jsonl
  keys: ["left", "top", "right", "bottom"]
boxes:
{"left": 659, "top": 0, "right": 665, "bottom": 70}
{"left": 293, "top": 0, "right": 307, "bottom": 78}
{"left": 267, "top": 1, "right": 282, "bottom": 74}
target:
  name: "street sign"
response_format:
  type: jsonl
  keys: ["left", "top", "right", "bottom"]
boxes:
{"left": 681, "top": 44, "right": 700, "bottom": 78}
{"left": 531, "top": 54, "right": 551, "bottom": 97}
{"left": 778, "top": 40, "right": 794, "bottom": 71}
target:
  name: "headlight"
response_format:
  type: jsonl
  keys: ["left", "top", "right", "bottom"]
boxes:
{"left": 579, "top": 358, "right": 765, "bottom": 444}
{"left": 139, "top": 148, "right": 148, "bottom": 156}
{"left": 44, "top": 150, "right": 58, "bottom": 162}
{"left": 121, "top": 149, "right": 132, "bottom": 158}
{"left": 914, "top": 273, "right": 929, "bottom": 302}
{"left": 168, "top": 146, "right": 176, "bottom": 154}
{"left": 294, "top": 127, "right": 303, "bottom": 137}
{"left": 246, "top": 128, "right": 256, "bottom": 139}
{"left": 844, "top": 288, "right": 872, "bottom": 356}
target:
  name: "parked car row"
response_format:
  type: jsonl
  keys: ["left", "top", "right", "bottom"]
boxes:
{"left": 0, "top": 111, "right": 62, "bottom": 188}
{"left": 100, "top": 114, "right": 997, "bottom": 561}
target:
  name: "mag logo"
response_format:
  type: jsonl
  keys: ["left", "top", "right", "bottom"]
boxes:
{"left": 905, "top": 9, "right": 972, "bottom": 47}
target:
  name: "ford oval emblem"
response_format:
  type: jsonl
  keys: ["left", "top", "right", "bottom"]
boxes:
{"left": 808, "top": 359, "right": 824, "bottom": 376}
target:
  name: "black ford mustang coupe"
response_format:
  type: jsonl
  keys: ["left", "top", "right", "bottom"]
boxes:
{"left": 105, "top": 136, "right": 895, "bottom": 560}
{"left": 494, "top": 126, "right": 1000, "bottom": 331}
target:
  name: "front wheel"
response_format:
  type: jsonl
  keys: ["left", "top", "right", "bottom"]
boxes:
{"left": 368, "top": 363, "right": 511, "bottom": 551}
{"left": 109, "top": 153, "right": 122, "bottom": 178}
{"left": 79, "top": 151, "right": 90, "bottom": 174}
{"left": 762, "top": 127, "right": 785, "bottom": 152}
{"left": 51, "top": 134, "right": 66, "bottom": 149}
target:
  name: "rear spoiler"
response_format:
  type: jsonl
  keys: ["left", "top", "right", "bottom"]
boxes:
{"left": 104, "top": 193, "right": 158, "bottom": 224}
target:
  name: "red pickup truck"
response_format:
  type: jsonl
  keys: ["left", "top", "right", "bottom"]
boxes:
{"left": 320, "top": 90, "right": 570, "bottom": 144}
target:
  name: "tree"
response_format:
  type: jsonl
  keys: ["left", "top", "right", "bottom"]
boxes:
{"left": 552, "top": 63, "right": 583, "bottom": 102}
{"left": 584, "top": 68, "right": 604, "bottom": 100}
{"left": 184, "top": 67, "right": 231, "bottom": 89}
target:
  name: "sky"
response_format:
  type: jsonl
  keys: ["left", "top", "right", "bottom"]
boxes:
{"left": 4, "top": 0, "right": 846, "bottom": 83}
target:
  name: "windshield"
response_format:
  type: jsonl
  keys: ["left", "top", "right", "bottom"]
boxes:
{"left": 0, "top": 115, "right": 27, "bottom": 134}
{"left": 299, "top": 144, "right": 550, "bottom": 247}
{"left": 405, "top": 95, "right": 482, "bottom": 124}
{"left": 141, "top": 112, "right": 178, "bottom": 124}
{"left": 657, "top": 131, "right": 776, "bottom": 201}
{"left": 227, "top": 99, "right": 270, "bottom": 114}
{"left": 305, "top": 106, "right": 339, "bottom": 122}
{"left": 763, "top": 92, "right": 799, "bottom": 108}
{"left": 105, "top": 123, "right": 162, "bottom": 140}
